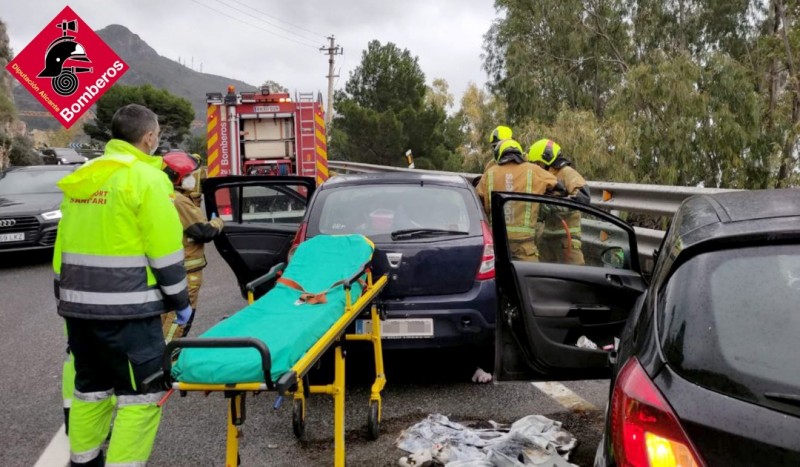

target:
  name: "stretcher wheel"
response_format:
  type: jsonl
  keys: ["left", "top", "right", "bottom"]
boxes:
{"left": 367, "top": 400, "right": 380, "bottom": 440}
{"left": 292, "top": 398, "right": 306, "bottom": 439}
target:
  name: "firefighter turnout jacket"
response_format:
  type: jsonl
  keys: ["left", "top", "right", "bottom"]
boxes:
{"left": 174, "top": 189, "right": 223, "bottom": 273}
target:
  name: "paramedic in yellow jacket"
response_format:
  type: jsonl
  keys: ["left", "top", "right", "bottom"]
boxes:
{"left": 160, "top": 151, "right": 224, "bottom": 339}
{"left": 528, "top": 139, "right": 591, "bottom": 265}
{"left": 54, "top": 104, "right": 190, "bottom": 466}
{"left": 476, "top": 139, "right": 560, "bottom": 261}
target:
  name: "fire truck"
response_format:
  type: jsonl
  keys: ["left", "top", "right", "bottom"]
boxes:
{"left": 205, "top": 85, "right": 329, "bottom": 185}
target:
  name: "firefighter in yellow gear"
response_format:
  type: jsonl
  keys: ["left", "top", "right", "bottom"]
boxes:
{"left": 528, "top": 139, "right": 591, "bottom": 265}
{"left": 476, "top": 139, "right": 561, "bottom": 261}
{"left": 160, "top": 151, "right": 224, "bottom": 339}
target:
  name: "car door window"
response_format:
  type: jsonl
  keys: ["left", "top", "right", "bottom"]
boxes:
{"left": 502, "top": 200, "right": 636, "bottom": 270}
{"left": 213, "top": 184, "right": 307, "bottom": 225}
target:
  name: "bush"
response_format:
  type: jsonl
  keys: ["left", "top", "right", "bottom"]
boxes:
{"left": 0, "top": 134, "right": 42, "bottom": 166}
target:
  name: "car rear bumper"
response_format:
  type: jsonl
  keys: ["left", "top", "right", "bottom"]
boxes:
{"left": 370, "top": 279, "right": 496, "bottom": 350}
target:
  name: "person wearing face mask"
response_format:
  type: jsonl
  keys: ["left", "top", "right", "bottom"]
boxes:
{"left": 160, "top": 151, "right": 224, "bottom": 340}
{"left": 54, "top": 104, "right": 189, "bottom": 466}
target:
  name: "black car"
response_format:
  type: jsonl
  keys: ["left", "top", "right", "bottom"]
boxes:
{"left": 202, "top": 173, "right": 497, "bottom": 350}
{"left": 490, "top": 189, "right": 800, "bottom": 466}
{"left": 0, "top": 165, "right": 76, "bottom": 253}
{"left": 40, "top": 147, "right": 88, "bottom": 165}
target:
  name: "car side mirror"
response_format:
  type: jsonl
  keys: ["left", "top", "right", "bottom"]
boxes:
{"left": 601, "top": 246, "right": 626, "bottom": 269}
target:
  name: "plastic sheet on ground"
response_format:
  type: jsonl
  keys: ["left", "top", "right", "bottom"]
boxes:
{"left": 396, "top": 414, "right": 578, "bottom": 466}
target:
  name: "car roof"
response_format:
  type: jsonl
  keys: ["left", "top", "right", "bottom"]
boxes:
{"left": 673, "top": 189, "right": 800, "bottom": 249}
{"left": 321, "top": 172, "right": 472, "bottom": 190}
{"left": 5, "top": 165, "right": 77, "bottom": 172}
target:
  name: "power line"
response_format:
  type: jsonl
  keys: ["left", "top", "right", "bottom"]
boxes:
{"left": 187, "top": 0, "right": 319, "bottom": 49}
{"left": 224, "top": 0, "right": 326, "bottom": 41}
{"left": 211, "top": 0, "right": 323, "bottom": 46}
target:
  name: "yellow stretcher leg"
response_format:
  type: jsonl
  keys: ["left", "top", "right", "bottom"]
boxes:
{"left": 333, "top": 345, "right": 346, "bottom": 467}
{"left": 226, "top": 394, "right": 243, "bottom": 467}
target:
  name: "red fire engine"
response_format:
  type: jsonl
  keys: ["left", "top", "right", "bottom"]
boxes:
{"left": 205, "top": 85, "right": 329, "bottom": 185}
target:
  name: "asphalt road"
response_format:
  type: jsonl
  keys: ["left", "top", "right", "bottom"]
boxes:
{"left": 0, "top": 246, "right": 609, "bottom": 467}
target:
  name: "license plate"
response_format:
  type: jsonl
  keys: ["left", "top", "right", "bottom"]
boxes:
{"left": 356, "top": 318, "right": 434, "bottom": 339}
{"left": 0, "top": 233, "right": 24, "bottom": 242}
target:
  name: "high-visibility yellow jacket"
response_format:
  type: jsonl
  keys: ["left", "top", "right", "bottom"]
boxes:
{"left": 476, "top": 160, "right": 558, "bottom": 240}
{"left": 53, "top": 139, "right": 189, "bottom": 320}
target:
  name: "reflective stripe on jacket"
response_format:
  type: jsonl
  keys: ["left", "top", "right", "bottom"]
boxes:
{"left": 477, "top": 161, "right": 558, "bottom": 240}
{"left": 53, "top": 139, "right": 189, "bottom": 320}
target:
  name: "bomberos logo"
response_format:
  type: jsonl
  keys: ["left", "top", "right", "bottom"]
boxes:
{"left": 6, "top": 6, "right": 129, "bottom": 129}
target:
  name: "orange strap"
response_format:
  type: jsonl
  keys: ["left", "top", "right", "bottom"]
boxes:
{"left": 276, "top": 276, "right": 369, "bottom": 305}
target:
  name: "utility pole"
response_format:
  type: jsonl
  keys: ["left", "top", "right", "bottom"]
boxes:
{"left": 320, "top": 35, "right": 342, "bottom": 126}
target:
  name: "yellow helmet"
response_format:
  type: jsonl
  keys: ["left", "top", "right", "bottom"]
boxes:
{"left": 528, "top": 139, "right": 561, "bottom": 166}
{"left": 488, "top": 125, "right": 513, "bottom": 146}
{"left": 495, "top": 139, "right": 524, "bottom": 161}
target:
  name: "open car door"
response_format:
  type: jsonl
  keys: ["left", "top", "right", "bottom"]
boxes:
{"left": 203, "top": 175, "right": 316, "bottom": 298}
{"left": 491, "top": 192, "right": 646, "bottom": 381}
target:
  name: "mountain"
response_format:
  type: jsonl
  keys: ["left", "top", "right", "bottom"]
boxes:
{"left": 13, "top": 24, "right": 257, "bottom": 131}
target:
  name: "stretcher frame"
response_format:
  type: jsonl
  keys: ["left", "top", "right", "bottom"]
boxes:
{"left": 161, "top": 262, "right": 389, "bottom": 467}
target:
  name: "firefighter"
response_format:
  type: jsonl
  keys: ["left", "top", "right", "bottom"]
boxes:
{"left": 54, "top": 104, "right": 190, "bottom": 467}
{"left": 476, "top": 139, "right": 561, "bottom": 262}
{"left": 160, "top": 151, "right": 224, "bottom": 339}
{"left": 527, "top": 138, "right": 591, "bottom": 265}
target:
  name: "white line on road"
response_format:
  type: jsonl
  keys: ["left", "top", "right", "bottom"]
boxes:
{"left": 34, "top": 424, "right": 69, "bottom": 467}
{"left": 532, "top": 381, "right": 597, "bottom": 412}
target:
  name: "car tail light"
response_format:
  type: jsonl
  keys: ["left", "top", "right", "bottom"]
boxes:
{"left": 476, "top": 221, "right": 495, "bottom": 280}
{"left": 611, "top": 358, "right": 704, "bottom": 467}
{"left": 220, "top": 205, "right": 233, "bottom": 217}
{"left": 288, "top": 221, "right": 307, "bottom": 261}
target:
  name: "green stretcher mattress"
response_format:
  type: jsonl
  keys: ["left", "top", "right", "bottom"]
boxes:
{"left": 172, "top": 234, "right": 375, "bottom": 384}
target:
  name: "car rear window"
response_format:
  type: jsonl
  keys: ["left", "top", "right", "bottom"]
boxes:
{"left": 0, "top": 170, "right": 70, "bottom": 195}
{"left": 307, "top": 183, "right": 481, "bottom": 241}
{"left": 659, "top": 244, "right": 800, "bottom": 415}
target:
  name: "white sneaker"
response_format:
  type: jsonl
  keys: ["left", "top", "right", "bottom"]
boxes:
{"left": 471, "top": 367, "right": 492, "bottom": 384}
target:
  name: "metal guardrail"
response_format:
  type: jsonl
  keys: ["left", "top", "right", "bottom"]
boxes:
{"left": 327, "top": 160, "right": 742, "bottom": 269}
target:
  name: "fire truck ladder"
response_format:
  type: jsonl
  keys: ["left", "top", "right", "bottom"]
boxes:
{"left": 296, "top": 92, "right": 318, "bottom": 179}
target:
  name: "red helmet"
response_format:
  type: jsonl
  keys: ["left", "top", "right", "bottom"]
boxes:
{"left": 162, "top": 151, "right": 199, "bottom": 184}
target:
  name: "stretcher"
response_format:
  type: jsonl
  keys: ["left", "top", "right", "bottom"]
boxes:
{"left": 160, "top": 234, "right": 389, "bottom": 467}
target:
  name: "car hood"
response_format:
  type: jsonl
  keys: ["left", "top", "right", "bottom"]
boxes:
{"left": 0, "top": 193, "right": 62, "bottom": 216}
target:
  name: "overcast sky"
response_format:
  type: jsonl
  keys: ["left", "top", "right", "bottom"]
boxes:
{"left": 3, "top": 0, "right": 497, "bottom": 110}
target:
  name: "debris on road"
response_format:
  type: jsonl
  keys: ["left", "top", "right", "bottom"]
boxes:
{"left": 396, "top": 413, "right": 578, "bottom": 466}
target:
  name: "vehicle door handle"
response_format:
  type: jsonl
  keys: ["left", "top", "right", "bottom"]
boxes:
{"left": 606, "top": 274, "right": 623, "bottom": 287}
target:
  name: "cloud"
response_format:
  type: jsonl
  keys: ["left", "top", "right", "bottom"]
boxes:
{"left": 4, "top": 0, "right": 495, "bottom": 107}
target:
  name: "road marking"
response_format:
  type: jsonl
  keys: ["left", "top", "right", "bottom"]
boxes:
{"left": 532, "top": 381, "right": 596, "bottom": 412}
{"left": 34, "top": 424, "right": 69, "bottom": 467}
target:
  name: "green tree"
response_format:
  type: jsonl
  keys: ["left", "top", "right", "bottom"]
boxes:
{"left": 184, "top": 134, "right": 208, "bottom": 163}
{"left": 330, "top": 41, "right": 462, "bottom": 169}
{"left": 84, "top": 84, "right": 194, "bottom": 146}
{"left": 484, "top": 0, "right": 632, "bottom": 123}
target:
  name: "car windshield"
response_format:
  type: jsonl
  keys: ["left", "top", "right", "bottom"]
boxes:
{"left": 659, "top": 244, "right": 800, "bottom": 415}
{"left": 309, "top": 184, "right": 479, "bottom": 241}
{"left": 0, "top": 170, "right": 69, "bottom": 195}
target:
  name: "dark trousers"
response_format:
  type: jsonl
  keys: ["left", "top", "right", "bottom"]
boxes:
{"left": 66, "top": 316, "right": 165, "bottom": 397}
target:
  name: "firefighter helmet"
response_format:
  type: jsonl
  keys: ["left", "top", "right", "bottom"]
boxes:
{"left": 528, "top": 139, "right": 561, "bottom": 166}
{"left": 495, "top": 139, "right": 524, "bottom": 161}
{"left": 488, "top": 125, "right": 513, "bottom": 146}
{"left": 162, "top": 151, "right": 200, "bottom": 185}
